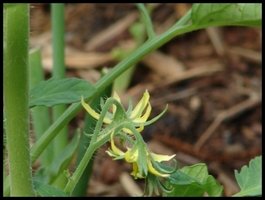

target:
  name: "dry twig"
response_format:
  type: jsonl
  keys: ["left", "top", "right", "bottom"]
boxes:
{"left": 142, "top": 50, "right": 185, "bottom": 76}
{"left": 85, "top": 12, "right": 139, "bottom": 51}
{"left": 206, "top": 27, "right": 225, "bottom": 57}
{"left": 227, "top": 47, "right": 261, "bottom": 63}
{"left": 151, "top": 88, "right": 197, "bottom": 106}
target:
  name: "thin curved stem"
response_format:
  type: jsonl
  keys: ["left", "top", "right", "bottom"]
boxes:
{"left": 137, "top": 3, "right": 156, "bottom": 39}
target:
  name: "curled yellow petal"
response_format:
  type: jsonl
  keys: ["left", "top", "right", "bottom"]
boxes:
{"left": 81, "top": 96, "right": 112, "bottom": 124}
{"left": 122, "top": 126, "right": 144, "bottom": 134}
{"left": 147, "top": 160, "right": 170, "bottom": 177}
{"left": 110, "top": 131, "right": 125, "bottom": 156}
{"left": 130, "top": 90, "right": 150, "bottom": 119}
{"left": 133, "top": 102, "right": 151, "bottom": 123}
{"left": 136, "top": 125, "right": 144, "bottom": 133}
{"left": 122, "top": 127, "right": 134, "bottom": 135}
{"left": 120, "top": 126, "right": 144, "bottom": 134}
{"left": 105, "top": 150, "right": 117, "bottom": 158}
{"left": 150, "top": 153, "right": 176, "bottom": 162}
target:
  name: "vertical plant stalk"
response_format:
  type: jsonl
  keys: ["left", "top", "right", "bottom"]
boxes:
{"left": 29, "top": 49, "right": 53, "bottom": 167}
{"left": 51, "top": 3, "right": 68, "bottom": 188}
{"left": 4, "top": 4, "right": 35, "bottom": 196}
{"left": 51, "top": 3, "right": 67, "bottom": 154}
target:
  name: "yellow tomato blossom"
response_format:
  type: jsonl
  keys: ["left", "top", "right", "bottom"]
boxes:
{"left": 81, "top": 89, "right": 173, "bottom": 181}
{"left": 81, "top": 90, "right": 151, "bottom": 134}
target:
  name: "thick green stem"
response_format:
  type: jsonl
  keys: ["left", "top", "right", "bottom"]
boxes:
{"left": 30, "top": 10, "right": 195, "bottom": 163}
{"left": 4, "top": 4, "right": 35, "bottom": 196}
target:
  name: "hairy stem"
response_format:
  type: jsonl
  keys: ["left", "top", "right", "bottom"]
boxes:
{"left": 4, "top": 4, "right": 35, "bottom": 196}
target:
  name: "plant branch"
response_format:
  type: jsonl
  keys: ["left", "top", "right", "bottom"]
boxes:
{"left": 136, "top": 3, "right": 156, "bottom": 39}
{"left": 51, "top": 3, "right": 68, "bottom": 189}
{"left": 4, "top": 4, "right": 35, "bottom": 196}
{"left": 51, "top": 3, "right": 68, "bottom": 157}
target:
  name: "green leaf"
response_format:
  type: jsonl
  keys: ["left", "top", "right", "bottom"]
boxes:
{"left": 165, "top": 163, "right": 223, "bottom": 197}
{"left": 233, "top": 156, "right": 261, "bottom": 197}
{"left": 48, "top": 131, "right": 81, "bottom": 182}
{"left": 33, "top": 173, "right": 67, "bottom": 196}
{"left": 34, "top": 180, "right": 67, "bottom": 197}
{"left": 192, "top": 3, "right": 261, "bottom": 27}
{"left": 29, "top": 78, "right": 96, "bottom": 107}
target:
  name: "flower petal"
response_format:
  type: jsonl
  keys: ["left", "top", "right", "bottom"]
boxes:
{"left": 122, "top": 126, "right": 144, "bottom": 134}
{"left": 136, "top": 125, "right": 144, "bottom": 133}
{"left": 147, "top": 160, "right": 170, "bottom": 177}
{"left": 106, "top": 149, "right": 117, "bottom": 157}
{"left": 130, "top": 90, "right": 150, "bottom": 119}
{"left": 110, "top": 131, "right": 125, "bottom": 156}
{"left": 150, "top": 153, "right": 176, "bottom": 162}
{"left": 122, "top": 127, "right": 134, "bottom": 135}
{"left": 81, "top": 96, "right": 112, "bottom": 124}
{"left": 106, "top": 150, "right": 124, "bottom": 160}
{"left": 133, "top": 102, "right": 151, "bottom": 123}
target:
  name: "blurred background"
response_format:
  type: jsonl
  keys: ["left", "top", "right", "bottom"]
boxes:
{"left": 29, "top": 3, "right": 261, "bottom": 196}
